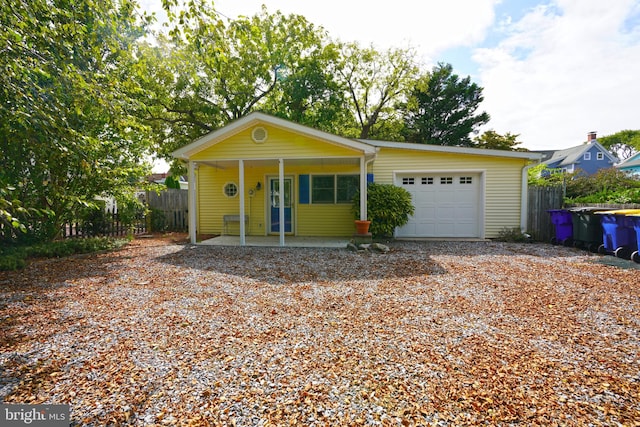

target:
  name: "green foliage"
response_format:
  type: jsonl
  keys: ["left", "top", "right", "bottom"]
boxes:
{"left": 353, "top": 183, "right": 414, "bottom": 238}
{"left": 402, "top": 63, "right": 490, "bottom": 146}
{"left": 527, "top": 164, "right": 570, "bottom": 187}
{"left": 562, "top": 168, "right": 640, "bottom": 204}
{"left": 337, "top": 43, "right": 419, "bottom": 139}
{"left": 164, "top": 175, "right": 181, "bottom": 189}
{"left": 495, "top": 227, "right": 531, "bottom": 243}
{"left": 474, "top": 130, "right": 527, "bottom": 151}
{"left": 1, "top": 0, "right": 154, "bottom": 243}
{"left": 149, "top": 208, "right": 168, "bottom": 232}
{"left": 142, "top": 6, "right": 346, "bottom": 161}
{"left": 0, "top": 237, "right": 129, "bottom": 271}
{"left": 565, "top": 168, "right": 640, "bottom": 200}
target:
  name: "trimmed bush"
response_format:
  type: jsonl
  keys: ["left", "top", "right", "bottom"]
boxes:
{"left": 353, "top": 183, "right": 414, "bottom": 238}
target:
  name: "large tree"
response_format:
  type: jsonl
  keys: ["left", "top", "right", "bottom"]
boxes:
{"left": 0, "top": 0, "right": 153, "bottom": 242}
{"left": 473, "top": 130, "right": 527, "bottom": 151}
{"left": 402, "top": 63, "right": 490, "bottom": 146}
{"left": 337, "top": 43, "right": 418, "bottom": 140}
{"left": 143, "top": 4, "right": 342, "bottom": 161}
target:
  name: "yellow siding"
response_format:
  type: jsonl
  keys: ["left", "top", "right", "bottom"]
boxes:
{"left": 372, "top": 147, "right": 528, "bottom": 238}
{"left": 196, "top": 162, "right": 360, "bottom": 236}
{"left": 191, "top": 125, "right": 360, "bottom": 161}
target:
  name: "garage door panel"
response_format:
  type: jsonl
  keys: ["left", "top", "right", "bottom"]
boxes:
{"left": 396, "top": 173, "right": 480, "bottom": 238}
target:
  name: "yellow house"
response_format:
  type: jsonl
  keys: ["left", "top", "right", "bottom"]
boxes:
{"left": 172, "top": 112, "right": 541, "bottom": 245}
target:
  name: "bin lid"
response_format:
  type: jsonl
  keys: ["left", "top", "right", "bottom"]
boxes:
{"left": 568, "top": 207, "right": 610, "bottom": 213}
{"left": 595, "top": 209, "right": 640, "bottom": 215}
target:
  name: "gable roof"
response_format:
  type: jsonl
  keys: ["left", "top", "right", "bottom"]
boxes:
{"left": 361, "top": 139, "right": 541, "bottom": 160}
{"left": 172, "top": 112, "right": 376, "bottom": 160}
{"left": 542, "top": 140, "right": 617, "bottom": 166}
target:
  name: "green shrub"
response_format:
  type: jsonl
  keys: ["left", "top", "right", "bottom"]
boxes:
{"left": 565, "top": 168, "right": 640, "bottom": 201}
{"left": 0, "top": 254, "right": 26, "bottom": 271}
{"left": 0, "top": 237, "right": 129, "bottom": 270}
{"left": 149, "top": 208, "right": 168, "bottom": 232}
{"left": 353, "top": 183, "right": 414, "bottom": 238}
{"left": 495, "top": 227, "right": 531, "bottom": 243}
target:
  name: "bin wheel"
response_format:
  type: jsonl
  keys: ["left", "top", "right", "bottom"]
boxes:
{"left": 588, "top": 243, "right": 600, "bottom": 253}
{"left": 562, "top": 238, "right": 573, "bottom": 247}
{"left": 632, "top": 251, "right": 640, "bottom": 264}
{"left": 614, "top": 247, "right": 631, "bottom": 260}
{"left": 573, "top": 240, "right": 583, "bottom": 249}
{"left": 551, "top": 237, "right": 558, "bottom": 245}
{"left": 597, "top": 244, "right": 607, "bottom": 254}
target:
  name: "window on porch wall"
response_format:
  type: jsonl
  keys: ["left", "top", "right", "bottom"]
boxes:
{"left": 311, "top": 174, "right": 360, "bottom": 204}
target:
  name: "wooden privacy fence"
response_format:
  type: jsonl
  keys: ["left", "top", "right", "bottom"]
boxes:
{"left": 527, "top": 186, "right": 563, "bottom": 243}
{"left": 62, "top": 209, "right": 147, "bottom": 239}
{"left": 147, "top": 189, "right": 188, "bottom": 231}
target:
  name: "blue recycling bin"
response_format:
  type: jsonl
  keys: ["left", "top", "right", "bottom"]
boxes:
{"left": 628, "top": 214, "right": 640, "bottom": 263}
{"left": 596, "top": 210, "right": 640, "bottom": 259}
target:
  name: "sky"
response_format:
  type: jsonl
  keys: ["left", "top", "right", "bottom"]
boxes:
{"left": 139, "top": 0, "right": 640, "bottom": 168}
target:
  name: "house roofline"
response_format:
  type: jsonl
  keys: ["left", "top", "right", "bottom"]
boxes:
{"left": 359, "top": 139, "right": 542, "bottom": 160}
{"left": 172, "top": 112, "right": 376, "bottom": 160}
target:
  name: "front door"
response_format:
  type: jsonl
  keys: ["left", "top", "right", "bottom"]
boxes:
{"left": 269, "top": 177, "right": 293, "bottom": 233}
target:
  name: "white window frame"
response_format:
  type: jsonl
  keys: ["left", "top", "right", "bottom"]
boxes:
{"left": 597, "top": 152, "right": 604, "bottom": 160}
{"left": 584, "top": 152, "right": 591, "bottom": 160}
{"left": 223, "top": 182, "right": 238, "bottom": 198}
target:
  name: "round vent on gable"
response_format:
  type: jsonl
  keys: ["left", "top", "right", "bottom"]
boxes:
{"left": 251, "top": 126, "right": 268, "bottom": 143}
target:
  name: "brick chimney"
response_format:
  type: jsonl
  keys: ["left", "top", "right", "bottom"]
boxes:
{"left": 587, "top": 131, "right": 597, "bottom": 143}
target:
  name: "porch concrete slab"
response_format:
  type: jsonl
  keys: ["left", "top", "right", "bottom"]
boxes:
{"left": 199, "top": 235, "right": 350, "bottom": 248}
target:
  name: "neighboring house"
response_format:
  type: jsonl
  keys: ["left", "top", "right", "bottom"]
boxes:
{"left": 172, "top": 112, "right": 541, "bottom": 245}
{"left": 148, "top": 172, "right": 189, "bottom": 190}
{"left": 538, "top": 132, "right": 617, "bottom": 175}
{"left": 615, "top": 151, "right": 640, "bottom": 176}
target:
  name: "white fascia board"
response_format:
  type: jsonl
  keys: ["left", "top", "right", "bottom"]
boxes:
{"left": 360, "top": 139, "right": 542, "bottom": 161}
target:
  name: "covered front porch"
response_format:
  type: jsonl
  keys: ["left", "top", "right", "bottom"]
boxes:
{"left": 172, "top": 112, "right": 378, "bottom": 246}
{"left": 187, "top": 156, "right": 375, "bottom": 246}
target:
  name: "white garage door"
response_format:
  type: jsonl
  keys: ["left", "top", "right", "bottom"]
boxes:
{"left": 396, "top": 173, "right": 481, "bottom": 238}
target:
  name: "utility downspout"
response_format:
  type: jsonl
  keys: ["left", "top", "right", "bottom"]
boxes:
{"left": 521, "top": 162, "right": 534, "bottom": 233}
{"left": 188, "top": 161, "right": 197, "bottom": 244}
{"left": 360, "top": 154, "right": 376, "bottom": 220}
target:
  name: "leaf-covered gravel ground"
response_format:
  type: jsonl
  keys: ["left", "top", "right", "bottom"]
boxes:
{"left": 1, "top": 234, "right": 639, "bottom": 426}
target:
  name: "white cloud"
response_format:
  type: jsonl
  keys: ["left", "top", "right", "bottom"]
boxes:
{"left": 475, "top": 0, "right": 640, "bottom": 149}
{"left": 213, "top": 0, "right": 499, "bottom": 60}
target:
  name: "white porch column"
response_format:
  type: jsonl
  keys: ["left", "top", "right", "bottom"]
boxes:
{"left": 279, "top": 158, "right": 285, "bottom": 247}
{"left": 239, "top": 160, "right": 246, "bottom": 246}
{"left": 360, "top": 156, "right": 367, "bottom": 220}
{"left": 188, "top": 161, "right": 197, "bottom": 244}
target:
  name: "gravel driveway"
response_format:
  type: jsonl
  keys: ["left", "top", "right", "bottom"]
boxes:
{"left": 1, "top": 235, "right": 639, "bottom": 426}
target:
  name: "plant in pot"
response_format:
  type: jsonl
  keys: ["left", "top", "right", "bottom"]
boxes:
{"left": 352, "top": 183, "right": 414, "bottom": 238}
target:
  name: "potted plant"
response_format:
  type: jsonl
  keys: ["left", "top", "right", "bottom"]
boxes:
{"left": 354, "top": 219, "right": 371, "bottom": 235}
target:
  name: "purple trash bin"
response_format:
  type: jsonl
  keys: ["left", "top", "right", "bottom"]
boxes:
{"left": 547, "top": 209, "right": 573, "bottom": 245}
